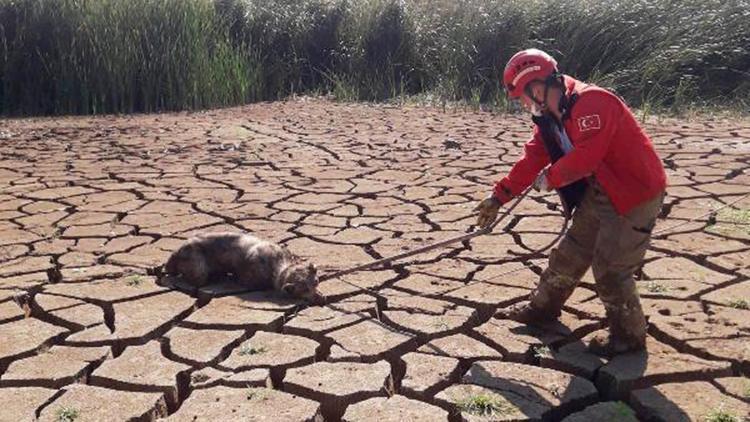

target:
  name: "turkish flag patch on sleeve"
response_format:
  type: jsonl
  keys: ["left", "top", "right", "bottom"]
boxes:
{"left": 577, "top": 114, "right": 601, "bottom": 132}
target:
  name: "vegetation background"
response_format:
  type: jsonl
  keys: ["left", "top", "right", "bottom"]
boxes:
{"left": 1, "top": 0, "right": 748, "bottom": 116}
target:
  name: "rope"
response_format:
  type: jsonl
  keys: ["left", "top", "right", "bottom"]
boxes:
{"left": 311, "top": 190, "right": 568, "bottom": 344}
{"left": 652, "top": 192, "right": 750, "bottom": 236}
{"left": 319, "top": 187, "right": 571, "bottom": 298}
{"left": 321, "top": 187, "right": 534, "bottom": 282}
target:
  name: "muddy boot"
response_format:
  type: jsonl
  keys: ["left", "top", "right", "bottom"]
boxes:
{"left": 588, "top": 331, "right": 646, "bottom": 358}
{"left": 589, "top": 293, "right": 648, "bottom": 357}
{"left": 496, "top": 301, "right": 557, "bottom": 324}
{"left": 496, "top": 263, "right": 580, "bottom": 325}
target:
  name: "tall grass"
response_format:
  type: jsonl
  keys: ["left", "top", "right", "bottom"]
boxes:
{"left": 0, "top": 0, "right": 260, "bottom": 114}
{"left": 0, "top": 0, "right": 748, "bottom": 115}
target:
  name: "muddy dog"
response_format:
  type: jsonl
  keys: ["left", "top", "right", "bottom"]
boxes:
{"left": 164, "top": 232, "right": 324, "bottom": 305}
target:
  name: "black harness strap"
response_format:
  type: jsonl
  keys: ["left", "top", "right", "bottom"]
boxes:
{"left": 532, "top": 91, "right": 587, "bottom": 219}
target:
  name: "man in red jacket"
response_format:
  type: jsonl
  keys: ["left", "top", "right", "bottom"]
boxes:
{"left": 475, "top": 49, "right": 667, "bottom": 356}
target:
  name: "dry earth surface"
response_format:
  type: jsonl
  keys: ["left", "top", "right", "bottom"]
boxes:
{"left": 1, "top": 98, "right": 749, "bottom": 421}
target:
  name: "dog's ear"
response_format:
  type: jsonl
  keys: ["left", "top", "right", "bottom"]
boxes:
{"left": 308, "top": 263, "right": 317, "bottom": 275}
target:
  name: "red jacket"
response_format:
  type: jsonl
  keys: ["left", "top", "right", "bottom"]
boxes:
{"left": 494, "top": 75, "right": 667, "bottom": 215}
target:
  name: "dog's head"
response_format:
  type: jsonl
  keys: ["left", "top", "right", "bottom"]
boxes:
{"left": 280, "top": 262, "right": 324, "bottom": 305}
{"left": 164, "top": 242, "right": 202, "bottom": 275}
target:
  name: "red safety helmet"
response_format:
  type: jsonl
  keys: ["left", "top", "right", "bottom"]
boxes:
{"left": 503, "top": 49, "right": 558, "bottom": 98}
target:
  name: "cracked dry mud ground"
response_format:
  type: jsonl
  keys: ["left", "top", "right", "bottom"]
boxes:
{"left": 1, "top": 98, "right": 749, "bottom": 421}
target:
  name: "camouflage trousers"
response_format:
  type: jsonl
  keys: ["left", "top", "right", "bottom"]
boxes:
{"left": 529, "top": 181, "right": 665, "bottom": 345}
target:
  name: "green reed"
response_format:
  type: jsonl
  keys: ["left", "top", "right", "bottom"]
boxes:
{"left": 0, "top": 0, "right": 747, "bottom": 115}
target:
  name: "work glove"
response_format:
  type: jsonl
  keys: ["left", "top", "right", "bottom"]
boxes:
{"left": 473, "top": 195, "right": 501, "bottom": 229}
{"left": 533, "top": 170, "right": 551, "bottom": 192}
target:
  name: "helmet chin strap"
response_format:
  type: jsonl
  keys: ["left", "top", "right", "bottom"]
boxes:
{"left": 525, "top": 73, "right": 565, "bottom": 117}
{"left": 524, "top": 84, "right": 548, "bottom": 114}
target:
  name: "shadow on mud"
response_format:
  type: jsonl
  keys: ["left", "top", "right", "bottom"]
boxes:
{"left": 443, "top": 321, "right": 691, "bottom": 421}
